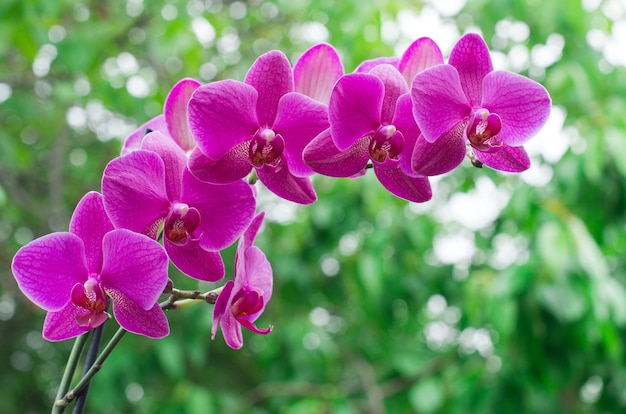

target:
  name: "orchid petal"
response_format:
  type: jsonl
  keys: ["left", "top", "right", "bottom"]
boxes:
{"left": 411, "top": 64, "right": 471, "bottom": 143}
{"left": 397, "top": 37, "right": 444, "bottom": 86}
{"left": 212, "top": 280, "right": 234, "bottom": 339}
{"left": 181, "top": 168, "right": 255, "bottom": 250}
{"left": 373, "top": 164, "right": 432, "bottom": 203}
{"left": 111, "top": 297, "right": 169, "bottom": 339}
{"left": 238, "top": 212, "right": 265, "bottom": 256}
{"left": 369, "top": 64, "right": 408, "bottom": 124}
{"left": 165, "top": 78, "right": 201, "bottom": 152}
{"left": 102, "top": 151, "right": 171, "bottom": 238}
{"left": 187, "top": 144, "right": 252, "bottom": 184}
{"left": 256, "top": 158, "right": 317, "bottom": 204}
{"left": 330, "top": 73, "right": 383, "bottom": 150}
{"left": 482, "top": 71, "right": 552, "bottom": 146}
{"left": 100, "top": 229, "right": 168, "bottom": 310}
{"left": 219, "top": 309, "right": 244, "bottom": 349}
{"left": 164, "top": 239, "right": 225, "bottom": 282}
{"left": 244, "top": 50, "right": 293, "bottom": 126}
{"left": 189, "top": 80, "right": 259, "bottom": 160}
{"left": 412, "top": 127, "right": 467, "bottom": 176}
{"left": 273, "top": 92, "right": 329, "bottom": 177}
{"left": 43, "top": 301, "right": 93, "bottom": 341}
{"left": 303, "top": 129, "right": 369, "bottom": 177}
{"left": 12, "top": 233, "right": 87, "bottom": 311}
{"left": 355, "top": 57, "right": 400, "bottom": 73}
{"left": 242, "top": 246, "right": 273, "bottom": 313}
{"left": 392, "top": 94, "right": 421, "bottom": 177}
{"left": 69, "top": 192, "right": 114, "bottom": 275}
{"left": 122, "top": 115, "right": 167, "bottom": 155}
{"left": 474, "top": 144, "right": 531, "bottom": 172}
{"left": 448, "top": 33, "right": 493, "bottom": 107}
{"left": 141, "top": 131, "right": 187, "bottom": 201}
{"left": 294, "top": 43, "right": 344, "bottom": 105}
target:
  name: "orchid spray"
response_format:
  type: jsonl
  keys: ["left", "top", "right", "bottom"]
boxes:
{"left": 10, "top": 33, "right": 550, "bottom": 413}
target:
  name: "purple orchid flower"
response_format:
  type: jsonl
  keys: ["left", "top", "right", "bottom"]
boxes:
{"left": 294, "top": 43, "right": 344, "bottom": 105}
{"left": 11, "top": 192, "right": 169, "bottom": 341}
{"left": 411, "top": 33, "right": 552, "bottom": 176}
{"left": 302, "top": 39, "right": 443, "bottom": 203}
{"left": 122, "top": 77, "right": 201, "bottom": 155}
{"left": 102, "top": 131, "right": 256, "bottom": 282}
{"left": 187, "top": 50, "right": 330, "bottom": 205}
{"left": 212, "top": 212, "right": 272, "bottom": 350}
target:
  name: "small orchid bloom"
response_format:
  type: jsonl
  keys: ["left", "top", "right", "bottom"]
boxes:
{"left": 11, "top": 192, "right": 169, "bottom": 341}
{"left": 212, "top": 212, "right": 273, "bottom": 350}
{"left": 304, "top": 63, "right": 433, "bottom": 203}
{"left": 122, "top": 78, "right": 201, "bottom": 155}
{"left": 411, "top": 33, "right": 551, "bottom": 175}
{"left": 187, "top": 50, "right": 329, "bottom": 204}
{"left": 294, "top": 43, "right": 344, "bottom": 105}
{"left": 102, "top": 131, "right": 256, "bottom": 282}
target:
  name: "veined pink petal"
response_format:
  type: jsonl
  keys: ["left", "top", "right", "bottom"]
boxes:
{"left": 474, "top": 144, "right": 531, "bottom": 172}
{"left": 449, "top": 33, "right": 493, "bottom": 108}
{"left": 188, "top": 80, "right": 259, "bottom": 160}
{"left": 43, "top": 301, "right": 94, "bottom": 341}
{"left": 238, "top": 212, "right": 265, "bottom": 256}
{"left": 100, "top": 229, "right": 168, "bottom": 310}
{"left": 122, "top": 115, "right": 167, "bottom": 155}
{"left": 212, "top": 280, "right": 234, "bottom": 339}
{"left": 373, "top": 164, "right": 432, "bottom": 202}
{"left": 392, "top": 94, "right": 421, "bottom": 177}
{"left": 165, "top": 240, "right": 225, "bottom": 282}
{"left": 110, "top": 296, "right": 169, "bottom": 339}
{"left": 369, "top": 64, "right": 408, "bottom": 124}
{"left": 219, "top": 308, "right": 244, "bottom": 349}
{"left": 181, "top": 168, "right": 256, "bottom": 250}
{"left": 294, "top": 43, "right": 344, "bottom": 105}
{"left": 303, "top": 129, "right": 369, "bottom": 177}
{"left": 273, "top": 92, "right": 329, "bottom": 177}
{"left": 165, "top": 78, "right": 201, "bottom": 152}
{"left": 102, "top": 151, "right": 171, "bottom": 237}
{"left": 397, "top": 37, "right": 444, "bottom": 86}
{"left": 256, "top": 158, "right": 317, "bottom": 204}
{"left": 12, "top": 233, "right": 88, "bottom": 311}
{"left": 411, "top": 64, "right": 471, "bottom": 143}
{"left": 355, "top": 57, "right": 400, "bottom": 73}
{"left": 411, "top": 127, "right": 467, "bottom": 176}
{"left": 187, "top": 144, "right": 252, "bottom": 184}
{"left": 141, "top": 131, "right": 187, "bottom": 201}
{"left": 330, "top": 73, "right": 383, "bottom": 151}
{"left": 69, "top": 192, "right": 114, "bottom": 275}
{"left": 244, "top": 50, "right": 294, "bottom": 126}
{"left": 482, "top": 71, "right": 552, "bottom": 147}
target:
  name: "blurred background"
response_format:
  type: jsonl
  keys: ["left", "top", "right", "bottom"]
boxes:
{"left": 1, "top": 0, "right": 626, "bottom": 412}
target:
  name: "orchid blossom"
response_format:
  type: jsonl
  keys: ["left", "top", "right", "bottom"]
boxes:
{"left": 410, "top": 33, "right": 552, "bottom": 175}
{"left": 11, "top": 192, "right": 169, "bottom": 341}
{"left": 187, "top": 50, "right": 329, "bottom": 204}
{"left": 212, "top": 212, "right": 273, "bottom": 349}
{"left": 102, "top": 131, "right": 256, "bottom": 282}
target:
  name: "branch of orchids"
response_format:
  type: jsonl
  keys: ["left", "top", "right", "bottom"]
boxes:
{"left": 161, "top": 285, "right": 224, "bottom": 310}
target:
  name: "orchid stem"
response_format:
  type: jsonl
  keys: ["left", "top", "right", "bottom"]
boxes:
{"left": 54, "top": 327, "right": 127, "bottom": 410}
{"left": 72, "top": 320, "right": 106, "bottom": 414}
{"left": 51, "top": 332, "right": 90, "bottom": 414}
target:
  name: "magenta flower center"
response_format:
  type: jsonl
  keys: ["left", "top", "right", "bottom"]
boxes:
{"left": 230, "top": 288, "right": 264, "bottom": 318}
{"left": 248, "top": 128, "right": 285, "bottom": 168}
{"left": 369, "top": 125, "right": 404, "bottom": 163}
{"left": 71, "top": 277, "right": 109, "bottom": 329}
{"left": 466, "top": 109, "right": 502, "bottom": 151}
{"left": 165, "top": 203, "right": 201, "bottom": 245}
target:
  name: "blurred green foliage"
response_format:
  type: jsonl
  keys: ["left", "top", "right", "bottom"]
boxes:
{"left": 1, "top": 0, "right": 626, "bottom": 413}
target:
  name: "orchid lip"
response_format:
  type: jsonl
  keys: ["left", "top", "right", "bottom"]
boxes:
{"left": 467, "top": 109, "right": 502, "bottom": 151}
{"left": 369, "top": 125, "right": 404, "bottom": 163}
{"left": 248, "top": 128, "right": 285, "bottom": 168}
{"left": 165, "top": 203, "right": 201, "bottom": 245}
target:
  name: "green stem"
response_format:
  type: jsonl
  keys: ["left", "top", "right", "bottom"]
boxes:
{"left": 53, "top": 327, "right": 127, "bottom": 410}
{"left": 51, "top": 332, "right": 90, "bottom": 414}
